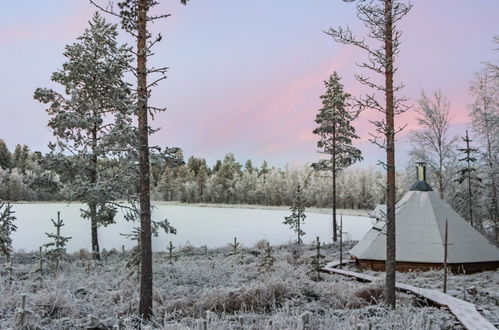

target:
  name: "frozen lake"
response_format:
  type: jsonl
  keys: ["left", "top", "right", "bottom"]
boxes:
{"left": 10, "top": 203, "right": 374, "bottom": 253}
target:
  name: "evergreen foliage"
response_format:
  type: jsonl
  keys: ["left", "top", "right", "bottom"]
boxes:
{"left": 312, "top": 71, "right": 362, "bottom": 241}
{"left": 0, "top": 139, "right": 11, "bottom": 170}
{"left": 167, "top": 241, "right": 176, "bottom": 264}
{"left": 258, "top": 242, "right": 275, "bottom": 273}
{"left": 283, "top": 184, "right": 306, "bottom": 245}
{"left": 43, "top": 212, "right": 72, "bottom": 271}
{"left": 308, "top": 237, "right": 326, "bottom": 282}
{"left": 34, "top": 13, "right": 136, "bottom": 259}
{"left": 229, "top": 237, "right": 240, "bottom": 255}
{"left": 0, "top": 201, "right": 17, "bottom": 258}
{"left": 455, "top": 131, "right": 482, "bottom": 227}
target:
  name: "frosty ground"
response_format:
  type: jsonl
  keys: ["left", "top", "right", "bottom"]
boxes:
{"left": 1, "top": 241, "right": 494, "bottom": 330}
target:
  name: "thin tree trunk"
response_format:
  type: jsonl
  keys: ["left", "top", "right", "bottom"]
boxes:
{"left": 137, "top": 0, "right": 153, "bottom": 319}
{"left": 332, "top": 125, "right": 337, "bottom": 242}
{"left": 484, "top": 122, "right": 499, "bottom": 244}
{"left": 384, "top": 0, "right": 397, "bottom": 310}
{"left": 439, "top": 146, "right": 444, "bottom": 199}
{"left": 90, "top": 125, "right": 100, "bottom": 260}
{"left": 464, "top": 131, "right": 474, "bottom": 227}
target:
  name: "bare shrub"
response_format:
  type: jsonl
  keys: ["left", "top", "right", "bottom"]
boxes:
{"left": 353, "top": 285, "right": 384, "bottom": 304}
{"left": 254, "top": 239, "right": 269, "bottom": 250}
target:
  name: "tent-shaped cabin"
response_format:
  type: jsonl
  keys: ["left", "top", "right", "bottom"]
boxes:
{"left": 350, "top": 162, "right": 499, "bottom": 273}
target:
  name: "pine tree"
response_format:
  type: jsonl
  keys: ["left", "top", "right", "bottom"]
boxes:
{"left": 327, "top": 0, "right": 412, "bottom": 309}
{"left": 0, "top": 139, "right": 11, "bottom": 170}
{"left": 34, "top": 13, "right": 135, "bottom": 260}
{"left": 312, "top": 72, "right": 362, "bottom": 242}
{"left": 284, "top": 184, "right": 306, "bottom": 245}
{"left": 0, "top": 201, "right": 16, "bottom": 258}
{"left": 455, "top": 131, "right": 482, "bottom": 227}
{"left": 90, "top": 0, "right": 191, "bottom": 318}
{"left": 35, "top": 13, "right": 135, "bottom": 259}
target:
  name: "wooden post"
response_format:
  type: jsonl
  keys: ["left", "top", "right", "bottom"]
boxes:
{"left": 443, "top": 219, "right": 448, "bottom": 293}
{"left": 339, "top": 214, "right": 343, "bottom": 270}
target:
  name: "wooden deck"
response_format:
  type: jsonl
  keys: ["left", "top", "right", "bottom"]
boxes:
{"left": 322, "top": 261, "right": 497, "bottom": 330}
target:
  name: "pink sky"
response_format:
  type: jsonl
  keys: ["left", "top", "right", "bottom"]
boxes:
{"left": 0, "top": 1, "right": 497, "bottom": 168}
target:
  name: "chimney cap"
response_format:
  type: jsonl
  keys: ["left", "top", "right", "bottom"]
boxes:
{"left": 409, "top": 161, "right": 433, "bottom": 192}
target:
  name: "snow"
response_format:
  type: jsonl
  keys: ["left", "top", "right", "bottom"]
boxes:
{"left": 329, "top": 262, "right": 499, "bottom": 329}
{"left": 10, "top": 203, "right": 373, "bottom": 252}
{"left": 0, "top": 243, "right": 463, "bottom": 329}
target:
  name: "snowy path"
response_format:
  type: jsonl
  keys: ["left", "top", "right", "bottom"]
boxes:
{"left": 323, "top": 262, "right": 497, "bottom": 330}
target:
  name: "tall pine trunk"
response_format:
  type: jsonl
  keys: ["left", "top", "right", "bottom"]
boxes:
{"left": 384, "top": 0, "right": 396, "bottom": 310}
{"left": 137, "top": 0, "right": 153, "bottom": 319}
{"left": 90, "top": 125, "right": 100, "bottom": 260}
{"left": 332, "top": 125, "right": 337, "bottom": 242}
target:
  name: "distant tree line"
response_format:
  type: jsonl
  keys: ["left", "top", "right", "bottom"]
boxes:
{"left": 0, "top": 141, "right": 411, "bottom": 209}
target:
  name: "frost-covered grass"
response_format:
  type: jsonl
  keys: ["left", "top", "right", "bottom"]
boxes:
{"left": 1, "top": 243, "right": 460, "bottom": 330}
{"left": 344, "top": 263, "right": 499, "bottom": 327}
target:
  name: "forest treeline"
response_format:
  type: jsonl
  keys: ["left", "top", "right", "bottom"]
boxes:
{"left": 0, "top": 138, "right": 496, "bottom": 230}
{"left": 0, "top": 142, "right": 399, "bottom": 209}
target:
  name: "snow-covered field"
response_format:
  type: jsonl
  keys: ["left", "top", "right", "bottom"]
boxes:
{"left": 343, "top": 264, "right": 499, "bottom": 327}
{"left": 10, "top": 203, "right": 373, "bottom": 253}
{"left": 0, "top": 242, "right": 464, "bottom": 330}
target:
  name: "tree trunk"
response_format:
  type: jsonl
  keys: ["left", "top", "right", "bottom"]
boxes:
{"left": 137, "top": 0, "right": 153, "bottom": 320}
{"left": 484, "top": 124, "right": 499, "bottom": 244}
{"left": 90, "top": 125, "right": 100, "bottom": 260}
{"left": 332, "top": 124, "right": 337, "bottom": 242}
{"left": 384, "top": 0, "right": 396, "bottom": 310}
{"left": 465, "top": 131, "right": 474, "bottom": 227}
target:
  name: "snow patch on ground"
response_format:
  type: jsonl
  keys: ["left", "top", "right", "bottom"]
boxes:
{"left": 0, "top": 243, "right": 463, "bottom": 329}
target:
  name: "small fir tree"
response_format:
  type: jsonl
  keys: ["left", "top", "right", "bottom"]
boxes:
{"left": 33, "top": 246, "right": 45, "bottom": 285}
{"left": 229, "top": 237, "right": 240, "bottom": 255}
{"left": 312, "top": 72, "right": 362, "bottom": 242}
{"left": 308, "top": 237, "right": 326, "bottom": 282}
{"left": 258, "top": 242, "right": 275, "bottom": 273}
{"left": 284, "top": 184, "right": 306, "bottom": 245}
{"left": 43, "top": 212, "right": 72, "bottom": 271}
{"left": 455, "top": 130, "right": 482, "bottom": 227}
{"left": 167, "top": 241, "right": 176, "bottom": 265}
{"left": 0, "top": 201, "right": 17, "bottom": 258}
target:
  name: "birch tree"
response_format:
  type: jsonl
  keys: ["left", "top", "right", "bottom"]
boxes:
{"left": 34, "top": 13, "right": 135, "bottom": 260}
{"left": 313, "top": 72, "right": 362, "bottom": 242}
{"left": 326, "top": 0, "right": 411, "bottom": 309}
{"left": 409, "top": 90, "right": 457, "bottom": 199}
{"left": 469, "top": 67, "right": 499, "bottom": 243}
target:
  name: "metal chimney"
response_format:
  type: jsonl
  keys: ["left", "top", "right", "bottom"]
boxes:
{"left": 409, "top": 161, "right": 433, "bottom": 192}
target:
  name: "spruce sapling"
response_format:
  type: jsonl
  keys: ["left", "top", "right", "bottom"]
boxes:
{"left": 283, "top": 184, "right": 306, "bottom": 245}
{"left": 6, "top": 257, "right": 14, "bottom": 286}
{"left": 258, "top": 242, "right": 275, "bottom": 273}
{"left": 15, "top": 294, "right": 32, "bottom": 329}
{"left": 167, "top": 241, "right": 175, "bottom": 265}
{"left": 230, "top": 237, "right": 240, "bottom": 256}
{"left": 309, "top": 237, "right": 326, "bottom": 281}
{"left": 33, "top": 246, "right": 45, "bottom": 285}
{"left": 0, "top": 200, "right": 17, "bottom": 259}
{"left": 43, "top": 212, "right": 71, "bottom": 272}
{"left": 122, "top": 219, "right": 176, "bottom": 277}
